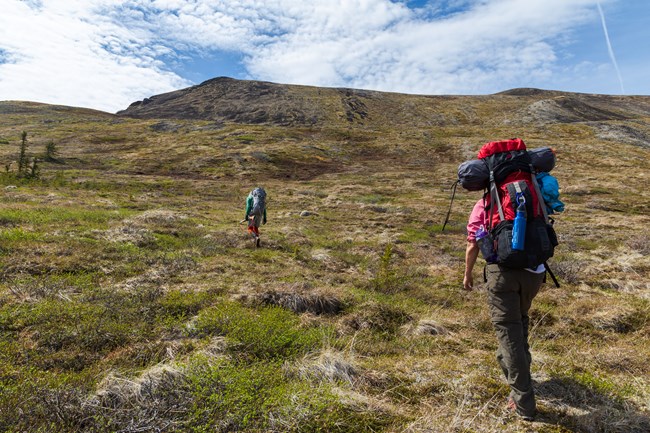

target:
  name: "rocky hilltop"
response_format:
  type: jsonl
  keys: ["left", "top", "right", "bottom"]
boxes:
{"left": 118, "top": 77, "right": 332, "bottom": 126}
{"left": 116, "top": 77, "right": 650, "bottom": 148}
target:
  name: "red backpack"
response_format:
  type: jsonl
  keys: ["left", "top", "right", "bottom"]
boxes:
{"left": 479, "top": 139, "right": 557, "bottom": 269}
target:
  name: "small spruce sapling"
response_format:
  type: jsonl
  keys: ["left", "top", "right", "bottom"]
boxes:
{"left": 18, "top": 131, "right": 28, "bottom": 175}
{"left": 45, "top": 140, "right": 59, "bottom": 162}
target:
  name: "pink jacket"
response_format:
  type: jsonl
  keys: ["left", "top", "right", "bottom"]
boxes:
{"left": 466, "top": 199, "right": 488, "bottom": 242}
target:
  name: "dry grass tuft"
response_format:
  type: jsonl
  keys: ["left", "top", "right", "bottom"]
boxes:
{"left": 340, "top": 301, "right": 412, "bottom": 334}
{"left": 196, "top": 336, "right": 228, "bottom": 362}
{"left": 117, "top": 257, "right": 196, "bottom": 291}
{"left": 132, "top": 209, "right": 188, "bottom": 224}
{"left": 294, "top": 349, "right": 359, "bottom": 385}
{"left": 627, "top": 235, "right": 650, "bottom": 256}
{"left": 256, "top": 290, "right": 344, "bottom": 315}
{"left": 78, "top": 364, "right": 191, "bottom": 432}
{"left": 104, "top": 223, "right": 154, "bottom": 246}
{"left": 551, "top": 258, "right": 586, "bottom": 285}
{"left": 403, "top": 319, "right": 451, "bottom": 336}
{"left": 589, "top": 307, "right": 644, "bottom": 333}
{"left": 93, "top": 364, "right": 184, "bottom": 405}
{"left": 600, "top": 279, "right": 650, "bottom": 297}
{"left": 205, "top": 229, "right": 245, "bottom": 248}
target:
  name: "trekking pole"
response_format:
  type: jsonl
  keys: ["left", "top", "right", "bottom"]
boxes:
{"left": 544, "top": 261, "right": 561, "bottom": 288}
{"left": 240, "top": 214, "right": 255, "bottom": 224}
{"left": 441, "top": 181, "right": 459, "bottom": 232}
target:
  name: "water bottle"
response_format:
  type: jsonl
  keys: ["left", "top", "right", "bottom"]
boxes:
{"left": 511, "top": 195, "right": 526, "bottom": 251}
{"left": 476, "top": 225, "right": 497, "bottom": 263}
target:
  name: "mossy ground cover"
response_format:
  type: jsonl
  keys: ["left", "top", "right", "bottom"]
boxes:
{"left": 0, "top": 100, "right": 649, "bottom": 432}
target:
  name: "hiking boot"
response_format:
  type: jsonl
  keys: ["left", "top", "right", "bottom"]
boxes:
{"left": 506, "top": 397, "right": 535, "bottom": 422}
{"left": 255, "top": 236, "right": 261, "bottom": 248}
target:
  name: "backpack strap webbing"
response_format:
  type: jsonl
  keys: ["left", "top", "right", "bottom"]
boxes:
{"left": 544, "top": 261, "right": 560, "bottom": 288}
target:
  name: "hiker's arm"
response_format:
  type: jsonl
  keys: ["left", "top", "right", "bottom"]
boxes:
{"left": 464, "top": 240, "right": 479, "bottom": 291}
{"left": 244, "top": 195, "right": 252, "bottom": 219}
{"left": 263, "top": 208, "right": 267, "bottom": 224}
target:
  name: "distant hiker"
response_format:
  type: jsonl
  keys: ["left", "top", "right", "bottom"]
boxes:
{"left": 461, "top": 139, "right": 561, "bottom": 422}
{"left": 243, "top": 187, "right": 267, "bottom": 247}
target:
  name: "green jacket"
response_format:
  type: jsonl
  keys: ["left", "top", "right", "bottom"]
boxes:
{"left": 245, "top": 193, "right": 267, "bottom": 222}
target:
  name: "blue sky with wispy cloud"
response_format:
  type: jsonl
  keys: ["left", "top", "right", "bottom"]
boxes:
{"left": 0, "top": 0, "right": 647, "bottom": 113}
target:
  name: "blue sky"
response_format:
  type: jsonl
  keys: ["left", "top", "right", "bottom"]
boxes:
{"left": 0, "top": 0, "right": 648, "bottom": 113}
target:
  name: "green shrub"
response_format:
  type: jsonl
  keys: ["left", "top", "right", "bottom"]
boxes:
{"left": 1, "top": 299, "right": 131, "bottom": 353}
{"left": 186, "top": 358, "right": 398, "bottom": 432}
{"left": 192, "top": 301, "right": 327, "bottom": 359}
{"left": 159, "top": 289, "right": 211, "bottom": 319}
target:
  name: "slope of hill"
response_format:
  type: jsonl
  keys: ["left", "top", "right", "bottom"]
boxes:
{"left": 118, "top": 77, "right": 650, "bottom": 131}
{"left": 0, "top": 80, "right": 649, "bottom": 432}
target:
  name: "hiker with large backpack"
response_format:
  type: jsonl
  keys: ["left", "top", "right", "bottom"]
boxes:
{"left": 460, "top": 138, "right": 561, "bottom": 422}
{"left": 244, "top": 187, "right": 267, "bottom": 247}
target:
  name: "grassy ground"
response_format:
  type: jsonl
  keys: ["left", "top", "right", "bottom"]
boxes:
{"left": 0, "top": 100, "right": 648, "bottom": 432}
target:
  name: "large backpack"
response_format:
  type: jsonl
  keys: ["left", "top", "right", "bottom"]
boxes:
{"left": 250, "top": 187, "right": 266, "bottom": 217}
{"left": 479, "top": 139, "right": 558, "bottom": 269}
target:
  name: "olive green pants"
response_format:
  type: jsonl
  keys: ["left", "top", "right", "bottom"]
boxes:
{"left": 485, "top": 264, "right": 544, "bottom": 417}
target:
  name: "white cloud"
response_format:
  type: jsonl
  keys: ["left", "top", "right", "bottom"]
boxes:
{"left": 245, "top": 0, "right": 601, "bottom": 94}
{"left": 0, "top": 0, "right": 622, "bottom": 112}
{"left": 0, "top": 0, "right": 190, "bottom": 112}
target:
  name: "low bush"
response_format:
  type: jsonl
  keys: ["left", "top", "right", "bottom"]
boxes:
{"left": 191, "top": 300, "right": 330, "bottom": 359}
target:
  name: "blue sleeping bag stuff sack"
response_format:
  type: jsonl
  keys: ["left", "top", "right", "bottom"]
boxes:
{"left": 536, "top": 172, "right": 564, "bottom": 214}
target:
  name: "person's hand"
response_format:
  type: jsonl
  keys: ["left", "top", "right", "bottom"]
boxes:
{"left": 463, "top": 272, "right": 474, "bottom": 291}
{"left": 263, "top": 219, "right": 267, "bottom": 225}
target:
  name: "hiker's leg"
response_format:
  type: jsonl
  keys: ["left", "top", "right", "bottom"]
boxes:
{"left": 522, "top": 314, "right": 532, "bottom": 366}
{"left": 496, "top": 348, "right": 508, "bottom": 378}
{"left": 248, "top": 217, "right": 260, "bottom": 237}
{"left": 252, "top": 215, "right": 261, "bottom": 236}
{"left": 486, "top": 265, "right": 536, "bottom": 417}
{"left": 518, "top": 270, "right": 544, "bottom": 367}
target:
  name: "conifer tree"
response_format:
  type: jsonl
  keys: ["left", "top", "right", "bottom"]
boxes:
{"left": 45, "top": 140, "right": 58, "bottom": 161}
{"left": 18, "top": 131, "right": 28, "bottom": 175}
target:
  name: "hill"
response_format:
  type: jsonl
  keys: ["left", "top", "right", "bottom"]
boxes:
{"left": 118, "top": 76, "right": 650, "bottom": 131}
{"left": 0, "top": 80, "right": 649, "bottom": 432}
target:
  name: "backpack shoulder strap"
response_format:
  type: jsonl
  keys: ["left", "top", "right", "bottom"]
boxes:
{"left": 488, "top": 171, "right": 504, "bottom": 226}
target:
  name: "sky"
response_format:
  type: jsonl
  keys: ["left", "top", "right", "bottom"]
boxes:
{"left": 0, "top": 0, "right": 648, "bottom": 113}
